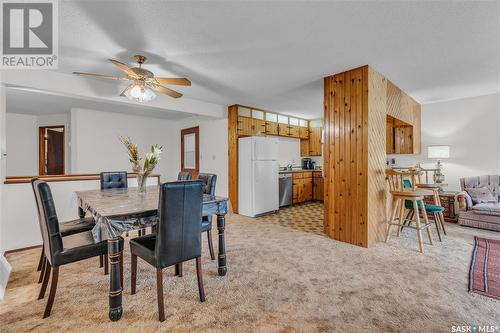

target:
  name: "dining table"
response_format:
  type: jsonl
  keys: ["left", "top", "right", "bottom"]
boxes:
{"left": 75, "top": 185, "right": 229, "bottom": 322}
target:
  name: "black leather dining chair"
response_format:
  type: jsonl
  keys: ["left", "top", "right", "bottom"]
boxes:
{"left": 31, "top": 178, "right": 98, "bottom": 283}
{"left": 198, "top": 173, "right": 217, "bottom": 260}
{"left": 100, "top": 171, "right": 128, "bottom": 189}
{"left": 177, "top": 171, "right": 193, "bottom": 181}
{"left": 129, "top": 181, "right": 206, "bottom": 322}
{"left": 32, "top": 179, "right": 123, "bottom": 318}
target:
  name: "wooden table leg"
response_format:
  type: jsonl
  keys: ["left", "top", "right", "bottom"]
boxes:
{"left": 216, "top": 213, "right": 227, "bottom": 276}
{"left": 108, "top": 237, "right": 123, "bottom": 321}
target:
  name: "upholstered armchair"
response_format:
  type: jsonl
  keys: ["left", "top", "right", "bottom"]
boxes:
{"left": 457, "top": 175, "right": 500, "bottom": 231}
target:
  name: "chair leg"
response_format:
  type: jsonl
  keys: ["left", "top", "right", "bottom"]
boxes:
{"left": 38, "top": 256, "right": 47, "bottom": 283}
{"left": 175, "top": 263, "right": 183, "bottom": 277}
{"left": 439, "top": 212, "right": 447, "bottom": 235}
{"left": 433, "top": 213, "right": 442, "bottom": 242}
{"left": 38, "top": 262, "right": 51, "bottom": 300}
{"left": 385, "top": 198, "right": 399, "bottom": 243}
{"left": 99, "top": 255, "right": 103, "bottom": 268}
{"left": 413, "top": 200, "right": 424, "bottom": 253}
{"left": 420, "top": 201, "right": 433, "bottom": 246}
{"left": 156, "top": 268, "right": 165, "bottom": 322}
{"left": 37, "top": 246, "right": 44, "bottom": 271}
{"left": 207, "top": 230, "right": 215, "bottom": 261}
{"left": 196, "top": 257, "right": 206, "bottom": 302}
{"left": 131, "top": 254, "right": 137, "bottom": 295}
{"left": 396, "top": 201, "right": 405, "bottom": 237}
{"left": 104, "top": 254, "right": 109, "bottom": 275}
{"left": 43, "top": 266, "right": 59, "bottom": 318}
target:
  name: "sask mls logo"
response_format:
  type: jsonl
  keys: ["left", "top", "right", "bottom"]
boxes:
{"left": 1, "top": 0, "right": 58, "bottom": 69}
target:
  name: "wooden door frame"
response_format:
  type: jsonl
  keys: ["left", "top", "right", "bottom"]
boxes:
{"left": 39, "top": 125, "right": 65, "bottom": 176}
{"left": 181, "top": 126, "right": 200, "bottom": 179}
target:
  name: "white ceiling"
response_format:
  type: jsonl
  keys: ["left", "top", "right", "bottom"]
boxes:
{"left": 6, "top": 87, "right": 193, "bottom": 119}
{"left": 53, "top": 1, "right": 499, "bottom": 119}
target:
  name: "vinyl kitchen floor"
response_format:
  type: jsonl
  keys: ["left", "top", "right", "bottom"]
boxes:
{"left": 255, "top": 201, "right": 325, "bottom": 236}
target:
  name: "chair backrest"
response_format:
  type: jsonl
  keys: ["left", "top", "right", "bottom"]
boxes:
{"left": 155, "top": 181, "right": 203, "bottom": 268}
{"left": 100, "top": 171, "right": 128, "bottom": 190}
{"left": 385, "top": 169, "right": 420, "bottom": 192}
{"left": 460, "top": 175, "right": 500, "bottom": 200}
{"left": 31, "top": 179, "right": 63, "bottom": 266}
{"left": 177, "top": 171, "right": 192, "bottom": 181}
{"left": 198, "top": 173, "right": 217, "bottom": 195}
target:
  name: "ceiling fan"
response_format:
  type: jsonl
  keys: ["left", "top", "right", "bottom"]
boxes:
{"left": 73, "top": 55, "right": 191, "bottom": 103}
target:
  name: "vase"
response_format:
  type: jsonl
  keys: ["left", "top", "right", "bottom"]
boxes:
{"left": 136, "top": 173, "right": 148, "bottom": 195}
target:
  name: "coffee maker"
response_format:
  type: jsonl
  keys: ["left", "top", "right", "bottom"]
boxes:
{"left": 302, "top": 158, "right": 313, "bottom": 170}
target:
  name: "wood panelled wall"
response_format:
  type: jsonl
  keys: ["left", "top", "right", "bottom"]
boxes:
{"left": 324, "top": 65, "right": 421, "bottom": 247}
{"left": 228, "top": 105, "right": 239, "bottom": 213}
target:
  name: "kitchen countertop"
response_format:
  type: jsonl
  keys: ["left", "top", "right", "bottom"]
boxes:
{"left": 279, "top": 169, "right": 322, "bottom": 174}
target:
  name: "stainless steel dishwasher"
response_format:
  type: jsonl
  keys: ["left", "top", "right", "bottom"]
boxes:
{"left": 279, "top": 173, "right": 292, "bottom": 207}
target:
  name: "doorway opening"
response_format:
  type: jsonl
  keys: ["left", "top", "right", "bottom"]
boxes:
{"left": 38, "top": 125, "right": 65, "bottom": 175}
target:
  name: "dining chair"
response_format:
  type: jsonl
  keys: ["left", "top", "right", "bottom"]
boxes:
{"left": 198, "top": 173, "right": 217, "bottom": 260}
{"left": 32, "top": 179, "right": 123, "bottom": 318}
{"left": 99, "top": 171, "right": 128, "bottom": 189}
{"left": 129, "top": 181, "right": 206, "bottom": 322}
{"left": 100, "top": 171, "right": 147, "bottom": 238}
{"left": 31, "top": 178, "right": 98, "bottom": 283}
{"left": 177, "top": 171, "right": 192, "bottom": 181}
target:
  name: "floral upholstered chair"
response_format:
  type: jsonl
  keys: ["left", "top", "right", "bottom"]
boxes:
{"left": 457, "top": 175, "right": 500, "bottom": 231}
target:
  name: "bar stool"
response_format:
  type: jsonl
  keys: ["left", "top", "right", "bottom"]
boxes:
{"left": 385, "top": 169, "right": 433, "bottom": 253}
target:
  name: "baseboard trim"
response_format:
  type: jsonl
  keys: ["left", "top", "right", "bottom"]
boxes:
{"left": 4, "top": 244, "right": 42, "bottom": 255}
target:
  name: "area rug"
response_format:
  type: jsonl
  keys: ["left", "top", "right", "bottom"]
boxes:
{"left": 469, "top": 237, "right": 500, "bottom": 300}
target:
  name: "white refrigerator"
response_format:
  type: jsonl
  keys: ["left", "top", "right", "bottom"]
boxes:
{"left": 238, "top": 136, "right": 279, "bottom": 217}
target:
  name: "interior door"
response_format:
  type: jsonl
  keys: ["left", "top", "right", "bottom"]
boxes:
{"left": 39, "top": 126, "right": 65, "bottom": 175}
{"left": 181, "top": 126, "right": 200, "bottom": 179}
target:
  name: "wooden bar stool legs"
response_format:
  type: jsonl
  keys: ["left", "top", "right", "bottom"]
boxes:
{"left": 386, "top": 194, "right": 433, "bottom": 253}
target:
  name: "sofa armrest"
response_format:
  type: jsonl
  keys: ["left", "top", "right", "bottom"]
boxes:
{"left": 457, "top": 192, "right": 473, "bottom": 212}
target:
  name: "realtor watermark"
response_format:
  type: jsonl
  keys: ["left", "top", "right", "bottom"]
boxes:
{"left": 1, "top": 0, "right": 58, "bottom": 69}
{"left": 451, "top": 324, "right": 499, "bottom": 333}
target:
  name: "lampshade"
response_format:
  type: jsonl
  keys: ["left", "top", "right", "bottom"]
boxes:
{"left": 124, "top": 84, "right": 156, "bottom": 103}
{"left": 427, "top": 145, "right": 450, "bottom": 159}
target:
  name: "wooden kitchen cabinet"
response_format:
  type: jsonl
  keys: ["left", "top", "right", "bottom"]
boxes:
{"left": 266, "top": 121, "right": 279, "bottom": 135}
{"left": 313, "top": 172, "right": 324, "bottom": 201}
{"left": 300, "top": 140, "right": 309, "bottom": 157}
{"left": 289, "top": 125, "right": 300, "bottom": 138}
{"left": 237, "top": 116, "right": 253, "bottom": 136}
{"left": 301, "top": 177, "right": 313, "bottom": 202}
{"left": 278, "top": 124, "right": 290, "bottom": 136}
{"left": 308, "top": 127, "right": 322, "bottom": 156}
{"left": 252, "top": 119, "right": 266, "bottom": 135}
{"left": 299, "top": 127, "right": 309, "bottom": 139}
{"left": 292, "top": 172, "right": 313, "bottom": 204}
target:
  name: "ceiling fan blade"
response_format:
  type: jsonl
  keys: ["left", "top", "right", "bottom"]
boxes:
{"left": 149, "top": 83, "right": 182, "bottom": 98}
{"left": 109, "top": 59, "right": 139, "bottom": 78}
{"left": 153, "top": 77, "right": 191, "bottom": 86}
{"left": 73, "top": 72, "right": 128, "bottom": 80}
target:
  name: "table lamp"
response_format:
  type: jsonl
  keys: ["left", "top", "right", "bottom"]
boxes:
{"left": 427, "top": 145, "right": 450, "bottom": 183}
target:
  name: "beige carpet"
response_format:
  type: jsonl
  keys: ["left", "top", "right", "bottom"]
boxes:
{"left": 1, "top": 212, "right": 499, "bottom": 333}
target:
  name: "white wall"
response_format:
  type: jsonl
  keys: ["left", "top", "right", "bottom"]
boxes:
{"left": 70, "top": 108, "right": 179, "bottom": 182}
{"left": 5, "top": 113, "right": 38, "bottom": 176}
{"left": 176, "top": 116, "right": 229, "bottom": 197}
{"left": 388, "top": 93, "right": 500, "bottom": 191}
{"left": 277, "top": 137, "right": 301, "bottom": 167}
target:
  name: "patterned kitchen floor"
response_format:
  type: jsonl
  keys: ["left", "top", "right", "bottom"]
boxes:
{"left": 255, "top": 201, "right": 325, "bottom": 236}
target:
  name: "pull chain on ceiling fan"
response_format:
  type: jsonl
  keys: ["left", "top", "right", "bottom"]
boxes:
{"left": 73, "top": 55, "right": 191, "bottom": 103}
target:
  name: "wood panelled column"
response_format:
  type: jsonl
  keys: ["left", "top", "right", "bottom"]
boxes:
{"left": 324, "top": 66, "right": 370, "bottom": 246}
{"left": 324, "top": 65, "right": 421, "bottom": 247}
{"left": 228, "top": 105, "right": 239, "bottom": 213}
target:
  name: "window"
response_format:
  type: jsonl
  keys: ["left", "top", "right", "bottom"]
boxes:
{"left": 238, "top": 106, "right": 251, "bottom": 117}
{"left": 299, "top": 119, "right": 308, "bottom": 127}
{"left": 266, "top": 113, "right": 277, "bottom": 122}
{"left": 278, "top": 115, "right": 289, "bottom": 124}
{"left": 289, "top": 117, "right": 299, "bottom": 126}
{"left": 252, "top": 110, "right": 264, "bottom": 120}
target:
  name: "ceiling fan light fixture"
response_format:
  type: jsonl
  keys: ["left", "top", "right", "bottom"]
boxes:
{"left": 124, "top": 83, "right": 156, "bottom": 103}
